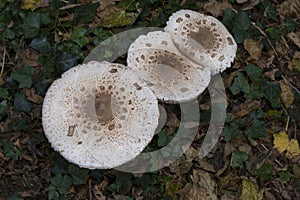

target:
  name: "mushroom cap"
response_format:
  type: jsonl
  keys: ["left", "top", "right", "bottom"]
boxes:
{"left": 42, "top": 61, "right": 159, "bottom": 169}
{"left": 165, "top": 9, "right": 237, "bottom": 75}
{"left": 127, "top": 31, "right": 211, "bottom": 103}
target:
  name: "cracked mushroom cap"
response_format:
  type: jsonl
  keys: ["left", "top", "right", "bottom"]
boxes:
{"left": 42, "top": 61, "right": 159, "bottom": 169}
{"left": 165, "top": 9, "right": 237, "bottom": 75}
{"left": 127, "top": 31, "right": 211, "bottom": 103}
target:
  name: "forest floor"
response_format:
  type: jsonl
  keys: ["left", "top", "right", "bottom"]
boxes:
{"left": 0, "top": 0, "right": 300, "bottom": 199}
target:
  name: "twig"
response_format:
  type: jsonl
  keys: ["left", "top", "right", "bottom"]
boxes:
{"left": 251, "top": 22, "right": 278, "bottom": 56}
{"left": 281, "top": 35, "right": 290, "bottom": 49}
{"left": 59, "top": 0, "right": 103, "bottom": 10}
{"left": 0, "top": 46, "right": 5, "bottom": 79}
{"left": 274, "top": 159, "right": 284, "bottom": 168}
{"left": 59, "top": 3, "right": 83, "bottom": 10}
{"left": 89, "top": 179, "right": 92, "bottom": 200}
{"left": 282, "top": 75, "right": 300, "bottom": 94}
{"left": 285, "top": 116, "right": 290, "bottom": 132}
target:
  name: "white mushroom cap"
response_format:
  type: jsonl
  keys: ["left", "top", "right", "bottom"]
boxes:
{"left": 165, "top": 9, "right": 237, "bottom": 75}
{"left": 42, "top": 61, "right": 159, "bottom": 169}
{"left": 127, "top": 31, "right": 211, "bottom": 103}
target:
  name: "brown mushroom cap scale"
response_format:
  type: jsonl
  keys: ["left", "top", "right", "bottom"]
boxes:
{"left": 42, "top": 61, "right": 159, "bottom": 169}
{"left": 165, "top": 9, "right": 237, "bottom": 75}
{"left": 127, "top": 31, "right": 211, "bottom": 103}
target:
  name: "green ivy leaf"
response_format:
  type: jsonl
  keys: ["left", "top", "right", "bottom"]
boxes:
{"left": 1, "top": 139, "right": 23, "bottom": 160}
{"left": 57, "top": 52, "right": 79, "bottom": 72}
{"left": 244, "top": 82, "right": 263, "bottom": 99}
{"left": 3, "top": 28, "right": 15, "bottom": 40}
{"left": 38, "top": 56, "right": 55, "bottom": 78}
{"left": 231, "top": 150, "right": 248, "bottom": 168}
{"left": 68, "top": 164, "right": 89, "bottom": 185}
{"left": 231, "top": 118, "right": 247, "bottom": 129}
{"left": 262, "top": 81, "right": 281, "bottom": 99}
{"left": 50, "top": 174, "right": 72, "bottom": 194}
{"left": 70, "top": 26, "right": 90, "bottom": 47}
{"left": 257, "top": 163, "right": 273, "bottom": 181}
{"left": 233, "top": 11, "right": 251, "bottom": 31}
{"left": 245, "top": 64, "right": 263, "bottom": 82}
{"left": 0, "top": 100, "right": 8, "bottom": 116}
{"left": 262, "top": 81, "right": 282, "bottom": 108}
{"left": 249, "top": 110, "right": 266, "bottom": 120}
{"left": 222, "top": 8, "right": 235, "bottom": 31}
{"left": 40, "top": 12, "right": 51, "bottom": 25}
{"left": 11, "top": 65, "right": 35, "bottom": 88}
{"left": 244, "top": 119, "right": 266, "bottom": 140}
{"left": 223, "top": 126, "right": 239, "bottom": 142}
{"left": 34, "top": 75, "right": 50, "bottom": 96}
{"left": 75, "top": 3, "right": 99, "bottom": 23}
{"left": 30, "top": 36, "right": 51, "bottom": 53}
{"left": 279, "top": 171, "right": 292, "bottom": 182}
{"left": 109, "top": 172, "right": 133, "bottom": 193}
{"left": 48, "top": 185, "right": 60, "bottom": 200}
{"left": 0, "top": 87, "right": 9, "bottom": 99}
{"left": 231, "top": 11, "right": 252, "bottom": 43}
{"left": 23, "top": 12, "right": 41, "bottom": 38}
{"left": 13, "top": 92, "right": 33, "bottom": 113}
{"left": 230, "top": 73, "right": 250, "bottom": 95}
{"left": 134, "top": 174, "right": 157, "bottom": 190}
{"left": 89, "top": 170, "right": 103, "bottom": 182}
{"left": 9, "top": 118, "right": 32, "bottom": 132}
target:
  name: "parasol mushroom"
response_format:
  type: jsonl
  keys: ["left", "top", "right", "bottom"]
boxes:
{"left": 42, "top": 61, "right": 159, "bottom": 169}
{"left": 127, "top": 31, "right": 211, "bottom": 103}
{"left": 165, "top": 9, "right": 237, "bottom": 75}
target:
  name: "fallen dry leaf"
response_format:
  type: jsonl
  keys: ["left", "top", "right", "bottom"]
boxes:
{"left": 224, "top": 142, "right": 236, "bottom": 158}
{"left": 169, "top": 156, "right": 193, "bottom": 175}
{"left": 292, "top": 164, "right": 300, "bottom": 178}
{"left": 237, "top": 0, "right": 248, "bottom": 4}
{"left": 243, "top": 38, "right": 262, "bottom": 60}
{"left": 197, "top": 159, "right": 216, "bottom": 173}
{"left": 23, "top": 48, "right": 39, "bottom": 67}
{"left": 185, "top": 146, "right": 198, "bottom": 162}
{"left": 287, "top": 32, "right": 300, "bottom": 48}
{"left": 240, "top": 178, "right": 263, "bottom": 200}
{"left": 286, "top": 139, "right": 300, "bottom": 158}
{"left": 241, "top": 0, "right": 263, "bottom": 10}
{"left": 238, "top": 143, "right": 252, "bottom": 154}
{"left": 273, "top": 131, "right": 300, "bottom": 158}
{"left": 223, "top": 70, "right": 240, "bottom": 88}
{"left": 264, "top": 69, "right": 278, "bottom": 81}
{"left": 278, "top": 0, "right": 300, "bottom": 18}
{"left": 231, "top": 100, "right": 261, "bottom": 120}
{"left": 24, "top": 88, "right": 44, "bottom": 104}
{"left": 166, "top": 107, "right": 180, "bottom": 134}
{"left": 166, "top": 180, "right": 183, "bottom": 200}
{"left": 203, "top": 0, "right": 232, "bottom": 17}
{"left": 22, "top": 0, "right": 49, "bottom": 10}
{"left": 93, "top": 179, "right": 108, "bottom": 200}
{"left": 288, "top": 51, "right": 300, "bottom": 71}
{"left": 178, "top": 169, "right": 217, "bottom": 200}
{"left": 279, "top": 80, "right": 295, "bottom": 108}
{"left": 273, "top": 131, "right": 290, "bottom": 153}
{"left": 287, "top": 32, "right": 300, "bottom": 49}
